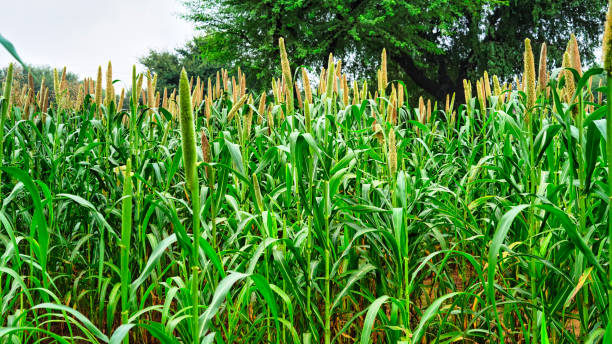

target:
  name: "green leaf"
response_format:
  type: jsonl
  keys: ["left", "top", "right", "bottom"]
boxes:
{"left": 360, "top": 296, "right": 389, "bottom": 344}
{"left": 487, "top": 204, "right": 529, "bottom": 340}
{"left": 541, "top": 313, "right": 550, "bottom": 344}
{"left": 585, "top": 120, "right": 601, "bottom": 192}
{"left": 32, "top": 303, "right": 109, "bottom": 342}
{"left": 331, "top": 264, "right": 375, "bottom": 311}
{"left": 0, "top": 34, "right": 27, "bottom": 69}
{"left": 411, "top": 292, "right": 461, "bottom": 344}
{"left": 0, "top": 167, "right": 49, "bottom": 280}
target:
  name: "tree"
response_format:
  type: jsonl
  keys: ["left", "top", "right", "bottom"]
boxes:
{"left": 139, "top": 37, "right": 219, "bottom": 91}
{"left": 181, "top": 0, "right": 608, "bottom": 100}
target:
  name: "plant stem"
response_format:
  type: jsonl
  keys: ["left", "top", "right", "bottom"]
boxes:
{"left": 0, "top": 63, "right": 13, "bottom": 205}
{"left": 606, "top": 71, "right": 612, "bottom": 328}
{"left": 323, "top": 181, "right": 331, "bottom": 344}
{"left": 120, "top": 158, "right": 133, "bottom": 344}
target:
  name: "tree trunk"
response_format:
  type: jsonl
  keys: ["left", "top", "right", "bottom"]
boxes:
{"left": 394, "top": 51, "right": 466, "bottom": 107}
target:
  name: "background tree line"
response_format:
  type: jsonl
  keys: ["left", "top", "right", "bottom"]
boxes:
{"left": 112, "top": 1, "right": 612, "bottom": 102}
{"left": 0, "top": 65, "right": 79, "bottom": 100}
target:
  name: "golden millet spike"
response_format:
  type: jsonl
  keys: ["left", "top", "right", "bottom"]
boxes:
{"left": 279, "top": 37, "right": 294, "bottom": 116}
{"left": 42, "top": 87, "right": 49, "bottom": 115}
{"left": 60, "top": 67, "right": 67, "bottom": 86}
{"left": 388, "top": 86, "right": 397, "bottom": 125}
{"left": 95, "top": 65, "right": 103, "bottom": 107}
{"left": 266, "top": 102, "right": 274, "bottom": 134}
{"left": 258, "top": 91, "right": 266, "bottom": 124}
{"left": 388, "top": 129, "right": 397, "bottom": 176}
{"left": 602, "top": 0, "right": 612, "bottom": 73}
{"left": 538, "top": 43, "right": 548, "bottom": 94}
{"left": 106, "top": 61, "right": 114, "bottom": 106}
{"left": 53, "top": 68, "right": 59, "bottom": 102}
{"left": 257, "top": 91, "right": 267, "bottom": 113}
{"left": 332, "top": 69, "right": 338, "bottom": 95}
{"left": 462, "top": 79, "right": 471, "bottom": 112}
{"left": 147, "top": 70, "right": 154, "bottom": 108}
{"left": 191, "top": 82, "right": 199, "bottom": 109}
{"left": 227, "top": 94, "right": 248, "bottom": 121}
{"left": 302, "top": 67, "right": 312, "bottom": 104}
{"left": 136, "top": 73, "right": 144, "bottom": 104}
{"left": 562, "top": 51, "right": 575, "bottom": 104}
{"left": 75, "top": 84, "right": 84, "bottom": 110}
{"left": 493, "top": 75, "right": 501, "bottom": 96}
{"left": 524, "top": 38, "right": 536, "bottom": 111}
{"left": 240, "top": 74, "right": 246, "bottom": 98}
{"left": 23, "top": 88, "right": 33, "bottom": 120}
{"left": 444, "top": 94, "right": 449, "bottom": 115}
{"left": 222, "top": 69, "right": 228, "bottom": 92}
{"left": 118, "top": 88, "right": 125, "bottom": 111}
{"left": 483, "top": 71, "right": 491, "bottom": 98}
{"left": 352, "top": 80, "right": 360, "bottom": 105}
{"left": 381, "top": 48, "right": 387, "bottom": 96}
{"left": 295, "top": 81, "right": 303, "bottom": 110}
{"left": 567, "top": 34, "right": 582, "bottom": 76}
{"left": 397, "top": 83, "right": 404, "bottom": 109}
{"left": 271, "top": 78, "right": 279, "bottom": 104}
{"left": 476, "top": 79, "right": 486, "bottom": 114}
{"left": 28, "top": 72, "right": 34, "bottom": 92}
{"left": 39, "top": 76, "right": 46, "bottom": 103}
{"left": 245, "top": 94, "right": 254, "bottom": 139}
{"left": 342, "top": 74, "right": 349, "bottom": 107}
{"left": 232, "top": 76, "right": 237, "bottom": 103}
{"left": 418, "top": 96, "right": 425, "bottom": 124}
{"left": 279, "top": 76, "right": 285, "bottom": 104}
{"left": 326, "top": 53, "right": 335, "bottom": 100}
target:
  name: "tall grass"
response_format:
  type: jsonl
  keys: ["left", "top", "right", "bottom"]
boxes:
{"left": 1, "top": 14, "right": 612, "bottom": 344}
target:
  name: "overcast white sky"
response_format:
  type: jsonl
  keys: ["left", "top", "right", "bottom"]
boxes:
{"left": 0, "top": 0, "right": 195, "bottom": 87}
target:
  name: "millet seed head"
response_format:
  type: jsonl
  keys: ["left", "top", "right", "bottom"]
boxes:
{"left": 178, "top": 68, "right": 198, "bottom": 191}
{"left": 603, "top": 0, "right": 612, "bottom": 73}
{"left": 523, "top": 38, "right": 536, "bottom": 110}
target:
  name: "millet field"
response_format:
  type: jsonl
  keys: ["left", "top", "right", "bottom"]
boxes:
{"left": 3, "top": 4, "right": 612, "bottom": 344}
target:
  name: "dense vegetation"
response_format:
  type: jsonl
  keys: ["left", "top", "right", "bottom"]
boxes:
{"left": 1, "top": 13, "right": 612, "bottom": 344}
{"left": 162, "top": 0, "right": 609, "bottom": 99}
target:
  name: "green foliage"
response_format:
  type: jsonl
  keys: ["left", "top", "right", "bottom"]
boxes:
{"left": 1, "top": 34, "right": 612, "bottom": 344}
{"left": 139, "top": 37, "right": 218, "bottom": 90}
{"left": 182, "top": 0, "right": 607, "bottom": 99}
{"left": 0, "top": 64, "right": 79, "bottom": 100}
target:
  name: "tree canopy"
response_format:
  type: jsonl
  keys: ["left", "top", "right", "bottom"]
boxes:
{"left": 180, "top": 0, "right": 608, "bottom": 100}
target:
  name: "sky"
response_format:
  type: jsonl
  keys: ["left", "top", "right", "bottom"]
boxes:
{"left": 0, "top": 0, "right": 195, "bottom": 87}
